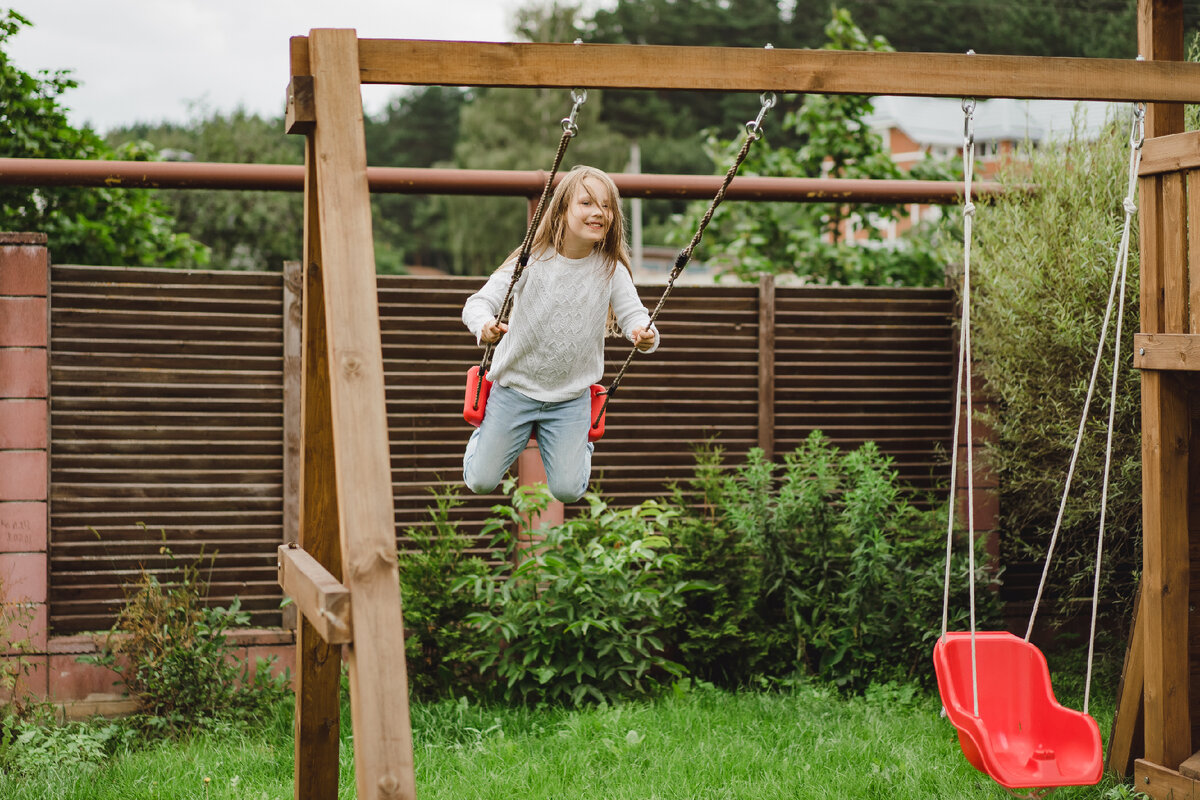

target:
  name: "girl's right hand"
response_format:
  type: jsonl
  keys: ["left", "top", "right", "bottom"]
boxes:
{"left": 480, "top": 318, "right": 509, "bottom": 344}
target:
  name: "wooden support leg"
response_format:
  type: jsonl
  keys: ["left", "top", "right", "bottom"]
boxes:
{"left": 1141, "top": 370, "right": 1191, "bottom": 768}
{"left": 294, "top": 144, "right": 342, "bottom": 800}
{"left": 308, "top": 29, "right": 415, "bottom": 800}
{"left": 1107, "top": 585, "right": 1145, "bottom": 777}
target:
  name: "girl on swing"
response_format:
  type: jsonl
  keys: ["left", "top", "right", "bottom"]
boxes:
{"left": 461, "top": 165, "right": 659, "bottom": 503}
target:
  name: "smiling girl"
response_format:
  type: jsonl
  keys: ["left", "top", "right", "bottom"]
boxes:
{"left": 461, "top": 165, "right": 659, "bottom": 502}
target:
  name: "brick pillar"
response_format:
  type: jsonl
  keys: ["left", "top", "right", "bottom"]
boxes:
{"left": 515, "top": 438, "right": 563, "bottom": 559}
{"left": 0, "top": 233, "right": 50, "bottom": 702}
{"left": 955, "top": 376, "right": 1000, "bottom": 582}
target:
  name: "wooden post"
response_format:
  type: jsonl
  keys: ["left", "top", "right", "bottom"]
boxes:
{"left": 1108, "top": 587, "right": 1146, "bottom": 776}
{"left": 282, "top": 260, "right": 302, "bottom": 630}
{"left": 293, "top": 142, "right": 342, "bottom": 797}
{"left": 307, "top": 29, "right": 415, "bottom": 800}
{"left": 1137, "top": 0, "right": 1191, "bottom": 772}
{"left": 757, "top": 274, "right": 775, "bottom": 461}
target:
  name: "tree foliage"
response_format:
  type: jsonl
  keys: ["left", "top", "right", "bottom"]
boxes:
{"left": 109, "top": 109, "right": 303, "bottom": 271}
{"left": 365, "top": 87, "right": 467, "bottom": 273}
{"left": 835, "top": 0, "right": 1141, "bottom": 58}
{"left": 0, "top": 10, "right": 205, "bottom": 267}
{"left": 673, "top": 7, "right": 958, "bottom": 286}
{"left": 438, "top": 3, "right": 629, "bottom": 275}
{"left": 968, "top": 111, "right": 1142, "bottom": 632}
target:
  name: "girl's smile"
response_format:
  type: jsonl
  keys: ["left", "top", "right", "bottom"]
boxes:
{"left": 561, "top": 177, "right": 611, "bottom": 258}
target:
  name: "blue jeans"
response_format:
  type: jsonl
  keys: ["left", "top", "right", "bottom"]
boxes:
{"left": 462, "top": 384, "right": 594, "bottom": 503}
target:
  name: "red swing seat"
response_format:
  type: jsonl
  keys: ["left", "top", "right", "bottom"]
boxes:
{"left": 464, "top": 366, "right": 607, "bottom": 442}
{"left": 933, "top": 631, "right": 1103, "bottom": 790}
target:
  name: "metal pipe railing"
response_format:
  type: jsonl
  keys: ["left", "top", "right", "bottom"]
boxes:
{"left": 0, "top": 157, "right": 1009, "bottom": 204}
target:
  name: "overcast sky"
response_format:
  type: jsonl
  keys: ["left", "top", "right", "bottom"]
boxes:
{"left": 7, "top": 0, "right": 535, "bottom": 133}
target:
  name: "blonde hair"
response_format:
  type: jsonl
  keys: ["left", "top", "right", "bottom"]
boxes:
{"left": 505, "top": 166, "right": 634, "bottom": 337}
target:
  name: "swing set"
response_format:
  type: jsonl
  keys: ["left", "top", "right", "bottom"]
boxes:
{"left": 278, "top": 6, "right": 1200, "bottom": 798}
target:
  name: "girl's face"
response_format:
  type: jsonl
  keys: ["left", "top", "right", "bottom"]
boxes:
{"left": 560, "top": 177, "right": 612, "bottom": 258}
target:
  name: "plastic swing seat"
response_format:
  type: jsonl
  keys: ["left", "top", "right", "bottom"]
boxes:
{"left": 933, "top": 631, "right": 1103, "bottom": 791}
{"left": 463, "top": 366, "right": 607, "bottom": 442}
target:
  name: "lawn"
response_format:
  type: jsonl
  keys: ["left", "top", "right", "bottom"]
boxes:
{"left": 1, "top": 674, "right": 1134, "bottom": 800}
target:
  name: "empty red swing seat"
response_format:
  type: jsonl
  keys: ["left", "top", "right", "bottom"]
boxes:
{"left": 933, "top": 631, "right": 1103, "bottom": 790}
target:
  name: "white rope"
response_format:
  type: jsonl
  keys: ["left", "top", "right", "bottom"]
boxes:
{"left": 1024, "top": 104, "right": 1145, "bottom": 682}
{"left": 1081, "top": 104, "right": 1143, "bottom": 715}
{"left": 941, "top": 95, "right": 980, "bottom": 716}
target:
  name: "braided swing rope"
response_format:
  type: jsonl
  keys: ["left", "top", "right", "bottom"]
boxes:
{"left": 592, "top": 88, "right": 778, "bottom": 429}
{"left": 470, "top": 86, "right": 587, "bottom": 412}
{"left": 939, "top": 95, "right": 981, "bottom": 715}
{"left": 1023, "top": 100, "right": 1144, "bottom": 715}
{"left": 939, "top": 97, "right": 1146, "bottom": 721}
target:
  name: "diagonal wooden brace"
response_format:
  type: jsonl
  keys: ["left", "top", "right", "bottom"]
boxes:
{"left": 278, "top": 543, "right": 352, "bottom": 644}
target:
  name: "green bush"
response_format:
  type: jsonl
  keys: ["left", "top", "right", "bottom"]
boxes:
{"left": 0, "top": 591, "right": 36, "bottom": 718}
{"left": 84, "top": 539, "right": 290, "bottom": 736}
{"left": 968, "top": 112, "right": 1142, "bottom": 631}
{"left": 664, "top": 432, "right": 995, "bottom": 691}
{"left": 658, "top": 440, "right": 783, "bottom": 685}
{"left": 397, "top": 486, "right": 492, "bottom": 700}
{"left": 463, "top": 483, "right": 700, "bottom": 706}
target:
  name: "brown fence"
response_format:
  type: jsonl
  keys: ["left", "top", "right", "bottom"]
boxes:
{"left": 47, "top": 264, "right": 955, "bottom": 634}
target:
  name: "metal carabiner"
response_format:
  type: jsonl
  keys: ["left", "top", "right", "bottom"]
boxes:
{"left": 561, "top": 88, "right": 588, "bottom": 137}
{"left": 962, "top": 98, "right": 977, "bottom": 148}
{"left": 744, "top": 44, "right": 777, "bottom": 140}
{"left": 746, "top": 91, "right": 778, "bottom": 140}
{"left": 1130, "top": 103, "right": 1146, "bottom": 151}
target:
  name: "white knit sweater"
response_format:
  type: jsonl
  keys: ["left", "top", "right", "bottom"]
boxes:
{"left": 462, "top": 250, "right": 659, "bottom": 403}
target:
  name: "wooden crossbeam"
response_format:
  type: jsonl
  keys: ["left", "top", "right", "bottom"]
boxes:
{"left": 1140, "top": 131, "right": 1200, "bottom": 177}
{"left": 288, "top": 36, "right": 1200, "bottom": 102}
{"left": 1135, "top": 758, "right": 1198, "bottom": 799}
{"left": 1134, "top": 333, "right": 1200, "bottom": 370}
{"left": 278, "top": 544, "right": 352, "bottom": 645}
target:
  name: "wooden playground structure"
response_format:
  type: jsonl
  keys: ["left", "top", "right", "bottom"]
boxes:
{"left": 278, "top": 3, "right": 1200, "bottom": 797}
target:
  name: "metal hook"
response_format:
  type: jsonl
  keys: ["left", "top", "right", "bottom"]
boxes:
{"left": 561, "top": 87, "right": 588, "bottom": 137}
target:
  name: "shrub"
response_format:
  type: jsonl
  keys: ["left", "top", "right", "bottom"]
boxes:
{"left": 967, "top": 112, "right": 1142, "bottom": 631}
{"left": 397, "top": 486, "right": 492, "bottom": 700}
{"left": 463, "top": 482, "right": 700, "bottom": 706}
{"left": 84, "top": 537, "right": 289, "bottom": 736}
{"left": 0, "top": 589, "right": 36, "bottom": 718}
{"left": 665, "top": 432, "right": 995, "bottom": 691}
{"left": 659, "top": 440, "right": 783, "bottom": 685}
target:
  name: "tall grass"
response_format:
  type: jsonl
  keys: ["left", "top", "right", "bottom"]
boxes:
{"left": 1, "top": 671, "right": 1131, "bottom": 800}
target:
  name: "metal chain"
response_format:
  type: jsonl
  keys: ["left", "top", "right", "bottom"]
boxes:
{"left": 592, "top": 88, "right": 777, "bottom": 429}
{"left": 473, "top": 86, "right": 588, "bottom": 398}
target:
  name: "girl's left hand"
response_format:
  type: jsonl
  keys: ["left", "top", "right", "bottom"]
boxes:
{"left": 630, "top": 327, "right": 656, "bottom": 351}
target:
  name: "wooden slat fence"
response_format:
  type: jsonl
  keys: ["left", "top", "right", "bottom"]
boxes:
{"left": 48, "top": 265, "right": 956, "bottom": 634}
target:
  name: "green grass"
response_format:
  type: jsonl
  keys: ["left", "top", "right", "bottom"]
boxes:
{"left": 1, "top": 676, "right": 1135, "bottom": 800}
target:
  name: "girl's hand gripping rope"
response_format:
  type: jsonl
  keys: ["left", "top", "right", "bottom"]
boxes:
{"left": 479, "top": 318, "right": 508, "bottom": 344}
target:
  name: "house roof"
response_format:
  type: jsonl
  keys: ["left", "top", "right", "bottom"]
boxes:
{"left": 865, "top": 96, "right": 1124, "bottom": 147}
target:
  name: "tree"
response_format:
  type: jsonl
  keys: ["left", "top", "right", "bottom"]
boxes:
{"left": 834, "top": 0, "right": 1144, "bottom": 58}
{"left": 583, "top": 0, "right": 812, "bottom": 231}
{"left": 108, "top": 108, "right": 303, "bottom": 271}
{"left": 365, "top": 87, "right": 467, "bottom": 273}
{"left": 675, "top": 7, "right": 956, "bottom": 286}
{"left": 439, "top": 3, "right": 629, "bottom": 275}
{"left": 969, "top": 116, "right": 1142, "bottom": 632}
{"left": 0, "top": 10, "right": 205, "bottom": 267}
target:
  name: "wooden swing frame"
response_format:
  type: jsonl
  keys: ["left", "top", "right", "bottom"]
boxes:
{"left": 281, "top": 4, "right": 1200, "bottom": 796}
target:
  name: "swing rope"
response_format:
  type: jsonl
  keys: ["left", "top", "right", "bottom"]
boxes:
{"left": 1024, "top": 101, "right": 1144, "bottom": 715}
{"left": 941, "top": 99, "right": 1144, "bottom": 723}
{"left": 470, "top": 85, "right": 589, "bottom": 411}
{"left": 940, "top": 94, "right": 981, "bottom": 715}
{"left": 592, "top": 87, "right": 778, "bottom": 429}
